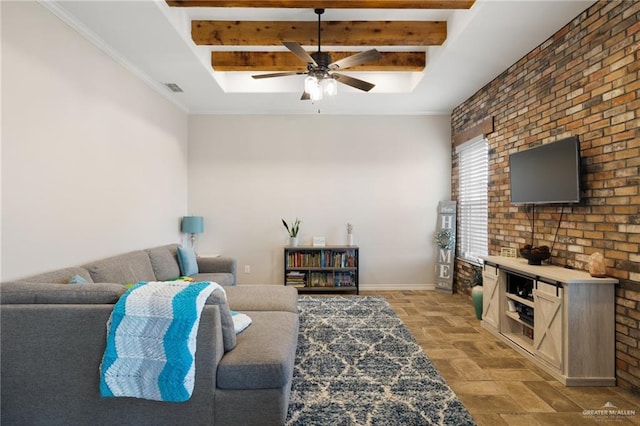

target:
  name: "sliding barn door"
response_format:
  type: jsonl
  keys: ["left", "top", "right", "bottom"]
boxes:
{"left": 533, "top": 289, "right": 563, "bottom": 371}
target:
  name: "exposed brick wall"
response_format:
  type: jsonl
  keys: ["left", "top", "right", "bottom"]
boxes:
{"left": 451, "top": 0, "right": 639, "bottom": 392}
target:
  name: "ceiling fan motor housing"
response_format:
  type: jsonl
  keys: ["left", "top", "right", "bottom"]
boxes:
{"left": 309, "top": 51, "right": 332, "bottom": 75}
{"left": 251, "top": 7, "right": 379, "bottom": 95}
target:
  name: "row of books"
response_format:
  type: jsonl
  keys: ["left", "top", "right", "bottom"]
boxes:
{"left": 285, "top": 271, "right": 306, "bottom": 287}
{"left": 286, "top": 250, "right": 357, "bottom": 268}
{"left": 285, "top": 271, "right": 356, "bottom": 288}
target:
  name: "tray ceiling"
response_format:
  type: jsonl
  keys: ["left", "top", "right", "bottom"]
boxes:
{"left": 44, "top": 0, "right": 596, "bottom": 114}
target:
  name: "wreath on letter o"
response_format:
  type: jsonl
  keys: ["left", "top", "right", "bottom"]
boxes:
{"left": 435, "top": 229, "right": 455, "bottom": 250}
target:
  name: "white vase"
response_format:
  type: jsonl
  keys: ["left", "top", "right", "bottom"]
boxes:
{"left": 290, "top": 237, "right": 299, "bottom": 247}
{"left": 347, "top": 234, "right": 354, "bottom": 246}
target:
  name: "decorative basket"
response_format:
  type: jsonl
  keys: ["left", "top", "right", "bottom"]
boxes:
{"left": 519, "top": 248, "right": 550, "bottom": 265}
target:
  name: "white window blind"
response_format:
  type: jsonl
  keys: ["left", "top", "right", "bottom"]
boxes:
{"left": 456, "top": 136, "right": 488, "bottom": 264}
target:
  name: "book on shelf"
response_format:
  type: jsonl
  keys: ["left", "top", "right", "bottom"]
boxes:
{"left": 286, "top": 249, "right": 358, "bottom": 268}
{"left": 334, "top": 271, "right": 355, "bottom": 287}
{"left": 309, "top": 272, "right": 335, "bottom": 287}
{"left": 285, "top": 271, "right": 306, "bottom": 287}
{"left": 305, "top": 271, "right": 357, "bottom": 288}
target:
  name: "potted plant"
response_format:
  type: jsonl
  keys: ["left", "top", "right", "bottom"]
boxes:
{"left": 282, "top": 218, "right": 301, "bottom": 247}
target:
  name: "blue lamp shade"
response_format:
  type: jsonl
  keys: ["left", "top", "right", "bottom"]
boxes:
{"left": 181, "top": 216, "right": 204, "bottom": 234}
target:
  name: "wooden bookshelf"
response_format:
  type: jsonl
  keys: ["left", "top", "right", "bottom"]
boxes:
{"left": 284, "top": 246, "right": 359, "bottom": 294}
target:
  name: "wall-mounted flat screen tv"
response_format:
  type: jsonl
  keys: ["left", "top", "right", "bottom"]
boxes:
{"left": 509, "top": 136, "right": 581, "bottom": 205}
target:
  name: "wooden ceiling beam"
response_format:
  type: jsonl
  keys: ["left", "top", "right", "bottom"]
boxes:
{"left": 168, "top": 0, "right": 474, "bottom": 9}
{"left": 192, "top": 20, "right": 446, "bottom": 46}
{"left": 212, "top": 51, "right": 425, "bottom": 71}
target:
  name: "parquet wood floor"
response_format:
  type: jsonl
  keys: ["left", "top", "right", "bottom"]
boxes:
{"left": 362, "top": 290, "right": 640, "bottom": 425}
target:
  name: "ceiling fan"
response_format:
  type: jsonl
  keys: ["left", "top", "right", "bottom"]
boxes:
{"left": 251, "top": 8, "right": 382, "bottom": 101}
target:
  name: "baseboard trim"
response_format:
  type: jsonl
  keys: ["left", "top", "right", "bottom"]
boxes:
{"left": 359, "top": 284, "right": 435, "bottom": 291}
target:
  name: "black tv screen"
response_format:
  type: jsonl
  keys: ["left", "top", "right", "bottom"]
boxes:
{"left": 509, "top": 136, "right": 581, "bottom": 205}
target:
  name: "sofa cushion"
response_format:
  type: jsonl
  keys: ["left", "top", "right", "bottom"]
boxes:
{"left": 0, "top": 282, "right": 126, "bottom": 304}
{"left": 177, "top": 247, "right": 199, "bottom": 276}
{"left": 83, "top": 251, "right": 156, "bottom": 284}
{"left": 145, "top": 244, "right": 181, "bottom": 281}
{"left": 226, "top": 285, "right": 298, "bottom": 313}
{"left": 16, "top": 267, "right": 94, "bottom": 285}
{"left": 216, "top": 311, "right": 299, "bottom": 390}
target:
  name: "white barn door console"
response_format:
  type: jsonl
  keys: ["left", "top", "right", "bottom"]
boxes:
{"left": 481, "top": 256, "right": 618, "bottom": 386}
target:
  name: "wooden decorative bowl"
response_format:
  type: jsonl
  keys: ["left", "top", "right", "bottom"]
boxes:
{"left": 520, "top": 249, "right": 551, "bottom": 265}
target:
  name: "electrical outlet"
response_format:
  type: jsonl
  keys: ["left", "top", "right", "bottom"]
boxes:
{"left": 244, "top": 265, "right": 251, "bottom": 274}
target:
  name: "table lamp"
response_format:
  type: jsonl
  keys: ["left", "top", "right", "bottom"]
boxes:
{"left": 181, "top": 216, "right": 204, "bottom": 250}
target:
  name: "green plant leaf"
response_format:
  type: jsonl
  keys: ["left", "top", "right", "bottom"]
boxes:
{"left": 282, "top": 218, "right": 292, "bottom": 236}
{"left": 282, "top": 217, "right": 301, "bottom": 237}
{"left": 283, "top": 218, "right": 302, "bottom": 237}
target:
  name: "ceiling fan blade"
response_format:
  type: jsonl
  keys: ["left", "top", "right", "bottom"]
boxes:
{"left": 333, "top": 73, "right": 376, "bottom": 92}
{"left": 283, "top": 41, "right": 317, "bottom": 66}
{"left": 300, "top": 91, "right": 310, "bottom": 101}
{"left": 252, "top": 71, "right": 305, "bottom": 79}
{"left": 329, "top": 49, "right": 382, "bottom": 70}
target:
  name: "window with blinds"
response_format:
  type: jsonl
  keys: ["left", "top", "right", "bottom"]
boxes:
{"left": 456, "top": 136, "right": 488, "bottom": 264}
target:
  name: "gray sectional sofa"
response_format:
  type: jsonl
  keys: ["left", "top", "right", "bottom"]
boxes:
{"left": 0, "top": 244, "right": 299, "bottom": 426}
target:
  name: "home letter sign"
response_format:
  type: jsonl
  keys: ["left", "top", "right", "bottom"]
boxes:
{"left": 435, "top": 201, "right": 457, "bottom": 294}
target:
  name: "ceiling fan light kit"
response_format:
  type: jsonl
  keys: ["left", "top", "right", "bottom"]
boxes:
{"left": 304, "top": 75, "right": 337, "bottom": 101}
{"left": 323, "top": 78, "right": 338, "bottom": 97}
{"left": 251, "top": 8, "right": 381, "bottom": 102}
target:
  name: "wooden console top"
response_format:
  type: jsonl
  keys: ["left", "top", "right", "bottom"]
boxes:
{"left": 482, "top": 256, "right": 618, "bottom": 285}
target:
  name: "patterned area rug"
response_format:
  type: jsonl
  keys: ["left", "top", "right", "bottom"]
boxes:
{"left": 285, "top": 296, "right": 476, "bottom": 426}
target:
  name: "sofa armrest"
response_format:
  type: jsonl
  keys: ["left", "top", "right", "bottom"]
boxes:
{"left": 197, "top": 256, "right": 237, "bottom": 277}
{"left": 1, "top": 304, "right": 225, "bottom": 425}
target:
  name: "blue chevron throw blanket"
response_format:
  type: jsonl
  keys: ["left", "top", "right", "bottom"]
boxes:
{"left": 99, "top": 281, "right": 219, "bottom": 402}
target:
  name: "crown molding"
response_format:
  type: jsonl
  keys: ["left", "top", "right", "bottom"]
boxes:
{"left": 37, "top": 0, "right": 190, "bottom": 114}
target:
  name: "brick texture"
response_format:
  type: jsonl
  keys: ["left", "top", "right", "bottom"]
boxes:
{"left": 451, "top": 0, "right": 639, "bottom": 392}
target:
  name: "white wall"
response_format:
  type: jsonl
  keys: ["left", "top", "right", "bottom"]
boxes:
{"left": 188, "top": 115, "right": 451, "bottom": 288}
{"left": 0, "top": 2, "right": 451, "bottom": 285}
{"left": 1, "top": 2, "right": 189, "bottom": 280}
